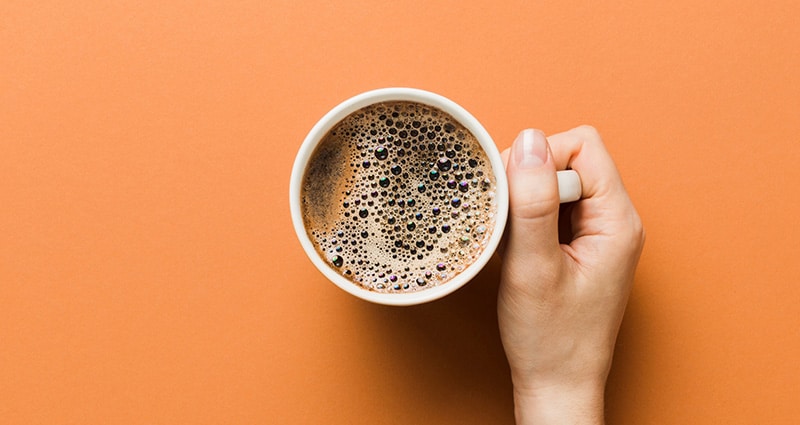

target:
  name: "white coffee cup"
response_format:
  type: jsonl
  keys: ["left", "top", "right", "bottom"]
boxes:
{"left": 289, "top": 88, "right": 580, "bottom": 306}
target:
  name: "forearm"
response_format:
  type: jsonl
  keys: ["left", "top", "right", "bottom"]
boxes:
{"left": 513, "top": 383, "right": 605, "bottom": 425}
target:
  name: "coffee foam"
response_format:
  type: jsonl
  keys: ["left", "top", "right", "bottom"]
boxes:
{"left": 301, "top": 101, "right": 497, "bottom": 293}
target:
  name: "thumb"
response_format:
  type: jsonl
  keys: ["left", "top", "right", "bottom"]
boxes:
{"left": 503, "top": 129, "right": 562, "bottom": 270}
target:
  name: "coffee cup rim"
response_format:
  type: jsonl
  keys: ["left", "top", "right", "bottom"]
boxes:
{"left": 289, "top": 87, "right": 509, "bottom": 306}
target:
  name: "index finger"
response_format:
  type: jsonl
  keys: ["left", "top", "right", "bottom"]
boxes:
{"left": 546, "top": 126, "right": 643, "bottom": 249}
{"left": 546, "top": 125, "right": 627, "bottom": 202}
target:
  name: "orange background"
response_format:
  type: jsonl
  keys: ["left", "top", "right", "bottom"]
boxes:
{"left": 2, "top": 1, "right": 799, "bottom": 423}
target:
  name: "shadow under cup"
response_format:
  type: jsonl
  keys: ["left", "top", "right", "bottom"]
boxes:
{"left": 290, "top": 88, "right": 508, "bottom": 305}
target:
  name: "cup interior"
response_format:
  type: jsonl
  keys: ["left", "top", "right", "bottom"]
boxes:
{"left": 289, "top": 88, "right": 509, "bottom": 305}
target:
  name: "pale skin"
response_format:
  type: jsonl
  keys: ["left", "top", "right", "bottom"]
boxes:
{"left": 498, "top": 126, "right": 645, "bottom": 424}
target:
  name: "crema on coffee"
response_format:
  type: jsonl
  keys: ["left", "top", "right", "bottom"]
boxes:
{"left": 301, "top": 101, "right": 497, "bottom": 293}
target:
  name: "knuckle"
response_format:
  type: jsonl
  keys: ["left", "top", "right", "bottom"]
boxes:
{"left": 510, "top": 196, "right": 560, "bottom": 221}
{"left": 637, "top": 222, "right": 646, "bottom": 250}
{"left": 604, "top": 209, "right": 645, "bottom": 255}
{"left": 625, "top": 211, "right": 646, "bottom": 252}
{"left": 574, "top": 125, "right": 603, "bottom": 143}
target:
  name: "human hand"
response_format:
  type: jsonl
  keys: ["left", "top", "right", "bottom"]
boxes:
{"left": 498, "top": 127, "right": 645, "bottom": 424}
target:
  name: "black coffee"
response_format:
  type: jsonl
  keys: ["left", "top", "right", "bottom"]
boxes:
{"left": 301, "top": 101, "right": 497, "bottom": 293}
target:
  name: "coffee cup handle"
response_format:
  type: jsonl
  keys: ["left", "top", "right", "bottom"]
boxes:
{"left": 556, "top": 170, "right": 582, "bottom": 203}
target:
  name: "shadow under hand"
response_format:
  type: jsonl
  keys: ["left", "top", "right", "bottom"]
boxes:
{"left": 354, "top": 254, "right": 514, "bottom": 421}
{"left": 605, "top": 265, "right": 657, "bottom": 423}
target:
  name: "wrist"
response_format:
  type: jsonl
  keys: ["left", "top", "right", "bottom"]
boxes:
{"left": 512, "top": 381, "right": 606, "bottom": 425}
